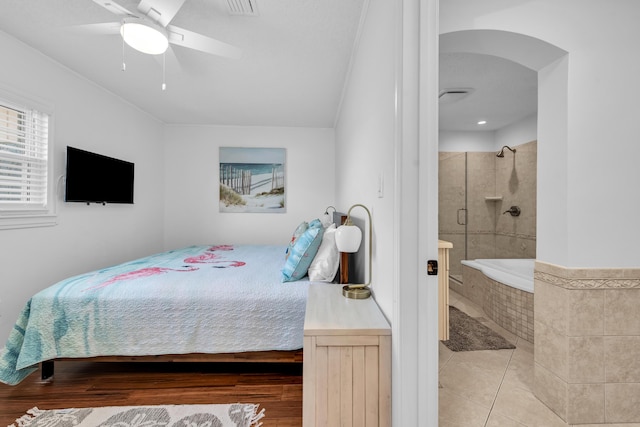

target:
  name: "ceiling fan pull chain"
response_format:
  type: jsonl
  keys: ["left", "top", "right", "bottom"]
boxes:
{"left": 121, "top": 22, "right": 126, "bottom": 71}
{"left": 162, "top": 52, "right": 167, "bottom": 91}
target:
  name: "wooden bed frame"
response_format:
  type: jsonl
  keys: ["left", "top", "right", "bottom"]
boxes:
{"left": 39, "top": 213, "right": 351, "bottom": 382}
{"left": 40, "top": 349, "right": 303, "bottom": 380}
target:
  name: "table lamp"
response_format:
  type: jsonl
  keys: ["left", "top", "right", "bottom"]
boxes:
{"left": 335, "top": 203, "right": 372, "bottom": 299}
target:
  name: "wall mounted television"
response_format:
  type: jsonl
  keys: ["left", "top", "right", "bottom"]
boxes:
{"left": 65, "top": 146, "right": 135, "bottom": 204}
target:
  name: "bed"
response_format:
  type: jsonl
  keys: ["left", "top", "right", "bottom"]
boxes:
{"left": 0, "top": 241, "right": 328, "bottom": 385}
{"left": 0, "top": 212, "right": 346, "bottom": 386}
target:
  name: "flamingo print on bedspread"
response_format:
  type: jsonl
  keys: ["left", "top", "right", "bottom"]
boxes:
{"left": 83, "top": 245, "right": 245, "bottom": 291}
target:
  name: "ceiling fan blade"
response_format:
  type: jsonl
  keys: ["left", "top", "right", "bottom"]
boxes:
{"left": 167, "top": 25, "right": 243, "bottom": 59}
{"left": 90, "top": 0, "right": 137, "bottom": 17}
{"left": 137, "top": 0, "right": 187, "bottom": 27}
{"left": 64, "top": 22, "right": 121, "bottom": 35}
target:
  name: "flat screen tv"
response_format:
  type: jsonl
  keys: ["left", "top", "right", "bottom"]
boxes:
{"left": 65, "top": 146, "right": 134, "bottom": 204}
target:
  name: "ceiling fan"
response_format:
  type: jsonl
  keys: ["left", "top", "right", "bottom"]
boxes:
{"left": 72, "top": 0, "right": 243, "bottom": 89}
{"left": 76, "top": 0, "right": 242, "bottom": 57}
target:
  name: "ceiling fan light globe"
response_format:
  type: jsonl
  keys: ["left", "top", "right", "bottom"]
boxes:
{"left": 120, "top": 21, "right": 169, "bottom": 55}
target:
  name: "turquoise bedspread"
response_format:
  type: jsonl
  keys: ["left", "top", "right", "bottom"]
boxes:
{"left": 0, "top": 245, "right": 309, "bottom": 385}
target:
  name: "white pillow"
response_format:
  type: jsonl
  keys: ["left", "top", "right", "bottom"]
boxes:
{"left": 308, "top": 224, "right": 340, "bottom": 282}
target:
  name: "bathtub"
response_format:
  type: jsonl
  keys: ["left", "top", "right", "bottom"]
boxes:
{"left": 461, "top": 258, "right": 534, "bottom": 293}
{"left": 459, "top": 258, "right": 535, "bottom": 342}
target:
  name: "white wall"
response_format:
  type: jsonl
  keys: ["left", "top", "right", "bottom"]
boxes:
{"left": 439, "top": 130, "right": 495, "bottom": 152}
{"left": 163, "top": 125, "right": 335, "bottom": 249}
{"left": 440, "top": 114, "right": 536, "bottom": 152}
{"left": 0, "top": 32, "right": 165, "bottom": 344}
{"left": 495, "top": 113, "right": 537, "bottom": 149}
{"left": 334, "top": 0, "right": 397, "bottom": 320}
{"left": 441, "top": 1, "right": 640, "bottom": 268}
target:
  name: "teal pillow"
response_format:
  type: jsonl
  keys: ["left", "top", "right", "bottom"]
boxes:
{"left": 282, "top": 219, "right": 325, "bottom": 282}
{"left": 286, "top": 221, "right": 308, "bottom": 259}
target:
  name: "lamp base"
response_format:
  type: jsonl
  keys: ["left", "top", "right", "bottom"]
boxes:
{"left": 342, "top": 285, "right": 371, "bottom": 299}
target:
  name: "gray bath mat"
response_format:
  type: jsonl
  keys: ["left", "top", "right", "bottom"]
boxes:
{"left": 442, "top": 305, "right": 516, "bottom": 352}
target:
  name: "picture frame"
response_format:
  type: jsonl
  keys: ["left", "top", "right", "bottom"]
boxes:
{"left": 219, "top": 147, "right": 286, "bottom": 213}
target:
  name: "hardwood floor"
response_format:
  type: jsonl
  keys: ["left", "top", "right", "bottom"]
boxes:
{"left": 0, "top": 361, "right": 303, "bottom": 427}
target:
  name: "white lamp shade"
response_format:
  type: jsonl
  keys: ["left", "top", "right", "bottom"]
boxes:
{"left": 121, "top": 19, "right": 169, "bottom": 55}
{"left": 335, "top": 224, "right": 362, "bottom": 253}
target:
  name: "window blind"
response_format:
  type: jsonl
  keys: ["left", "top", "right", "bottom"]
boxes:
{"left": 0, "top": 101, "right": 49, "bottom": 211}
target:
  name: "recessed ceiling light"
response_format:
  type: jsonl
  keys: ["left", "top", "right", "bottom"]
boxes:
{"left": 477, "top": 120, "right": 487, "bottom": 125}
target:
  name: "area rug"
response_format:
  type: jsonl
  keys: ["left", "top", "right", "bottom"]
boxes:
{"left": 442, "top": 305, "right": 516, "bottom": 352}
{"left": 10, "top": 403, "right": 264, "bottom": 427}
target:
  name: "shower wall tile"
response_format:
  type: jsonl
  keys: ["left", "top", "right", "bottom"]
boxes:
{"left": 438, "top": 142, "right": 536, "bottom": 261}
{"left": 495, "top": 235, "right": 536, "bottom": 259}
{"left": 496, "top": 141, "right": 537, "bottom": 257}
{"left": 438, "top": 152, "right": 466, "bottom": 234}
{"left": 467, "top": 152, "right": 497, "bottom": 233}
{"left": 439, "top": 232, "right": 465, "bottom": 279}
{"left": 467, "top": 232, "right": 496, "bottom": 260}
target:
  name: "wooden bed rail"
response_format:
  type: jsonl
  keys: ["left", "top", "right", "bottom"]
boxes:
{"left": 40, "top": 349, "right": 303, "bottom": 381}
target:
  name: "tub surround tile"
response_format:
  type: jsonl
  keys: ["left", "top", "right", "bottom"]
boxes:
{"left": 535, "top": 280, "right": 567, "bottom": 335}
{"left": 534, "top": 320, "right": 568, "bottom": 380}
{"left": 568, "top": 289, "right": 604, "bottom": 336}
{"left": 534, "top": 261, "right": 640, "bottom": 290}
{"left": 534, "top": 262, "right": 640, "bottom": 424}
{"left": 604, "top": 336, "right": 640, "bottom": 383}
{"left": 567, "top": 383, "right": 605, "bottom": 425}
{"left": 604, "top": 289, "right": 640, "bottom": 335}
{"left": 605, "top": 384, "right": 640, "bottom": 423}
{"left": 462, "top": 264, "right": 535, "bottom": 343}
{"left": 568, "top": 336, "right": 604, "bottom": 383}
{"left": 533, "top": 362, "right": 567, "bottom": 421}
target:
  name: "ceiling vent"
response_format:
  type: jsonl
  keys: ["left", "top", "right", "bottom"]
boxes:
{"left": 439, "top": 88, "right": 474, "bottom": 104}
{"left": 226, "top": 0, "right": 259, "bottom": 16}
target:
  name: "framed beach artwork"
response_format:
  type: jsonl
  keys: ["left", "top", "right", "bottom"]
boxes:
{"left": 219, "top": 147, "right": 286, "bottom": 213}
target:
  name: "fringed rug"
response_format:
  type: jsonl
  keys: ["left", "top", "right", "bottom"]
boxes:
{"left": 10, "top": 403, "right": 264, "bottom": 427}
{"left": 442, "top": 305, "right": 516, "bottom": 352}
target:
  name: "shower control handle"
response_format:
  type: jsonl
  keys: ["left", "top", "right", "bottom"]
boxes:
{"left": 503, "top": 206, "right": 521, "bottom": 216}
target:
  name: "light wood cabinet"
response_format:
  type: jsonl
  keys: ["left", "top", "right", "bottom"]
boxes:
{"left": 438, "top": 240, "right": 453, "bottom": 340}
{"left": 303, "top": 284, "right": 391, "bottom": 427}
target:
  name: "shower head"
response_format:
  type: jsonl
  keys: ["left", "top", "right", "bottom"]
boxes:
{"left": 496, "top": 146, "right": 516, "bottom": 158}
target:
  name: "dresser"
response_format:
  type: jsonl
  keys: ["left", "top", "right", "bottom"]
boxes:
{"left": 303, "top": 284, "right": 391, "bottom": 427}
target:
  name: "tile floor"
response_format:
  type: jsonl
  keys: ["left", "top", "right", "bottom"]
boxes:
{"left": 439, "top": 289, "right": 640, "bottom": 427}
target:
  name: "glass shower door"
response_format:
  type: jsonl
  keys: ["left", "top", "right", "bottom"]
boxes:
{"left": 438, "top": 152, "right": 467, "bottom": 283}
{"left": 439, "top": 151, "right": 497, "bottom": 283}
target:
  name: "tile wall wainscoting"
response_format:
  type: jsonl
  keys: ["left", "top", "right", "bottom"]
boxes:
{"left": 534, "top": 261, "right": 640, "bottom": 424}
